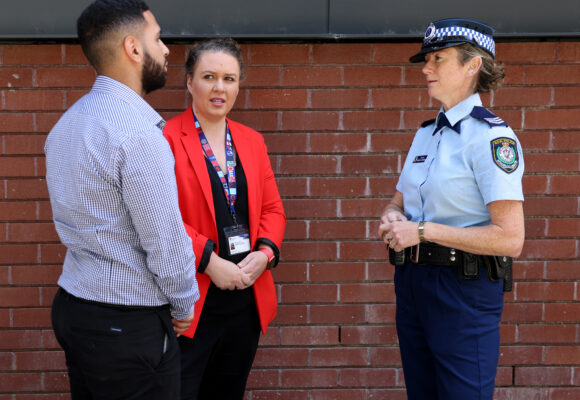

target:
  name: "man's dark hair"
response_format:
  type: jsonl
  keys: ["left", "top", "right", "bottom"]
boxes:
{"left": 77, "top": 0, "right": 149, "bottom": 70}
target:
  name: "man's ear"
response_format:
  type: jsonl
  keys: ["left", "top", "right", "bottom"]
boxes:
{"left": 123, "top": 35, "right": 142, "bottom": 63}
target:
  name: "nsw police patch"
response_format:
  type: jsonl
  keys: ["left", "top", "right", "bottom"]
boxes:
{"left": 491, "top": 137, "right": 519, "bottom": 173}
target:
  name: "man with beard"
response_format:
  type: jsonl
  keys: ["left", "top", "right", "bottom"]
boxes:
{"left": 44, "top": 1, "right": 199, "bottom": 399}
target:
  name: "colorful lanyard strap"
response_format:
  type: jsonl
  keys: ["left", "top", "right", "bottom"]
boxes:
{"left": 192, "top": 110, "right": 237, "bottom": 221}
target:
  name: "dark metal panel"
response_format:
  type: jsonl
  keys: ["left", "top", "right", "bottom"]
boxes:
{"left": 0, "top": 0, "right": 579, "bottom": 39}
{"left": 330, "top": 0, "right": 580, "bottom": 38}
{"left": 0, "top": 0, "right": 91, "bottom": 38}
{"left": 0, "top": 0, "right": 330, "bottom": 39}
{"left": 152, "top": 0, "right": 329, "bottom": 37}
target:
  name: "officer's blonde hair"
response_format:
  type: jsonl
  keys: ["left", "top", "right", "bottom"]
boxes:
{"left": 457, "top": 43, "right": 505, "bottom": 93}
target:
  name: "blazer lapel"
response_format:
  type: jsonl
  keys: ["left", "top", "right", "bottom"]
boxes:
{"left": 180, "top": 107, "right": 216, "bottom": 225}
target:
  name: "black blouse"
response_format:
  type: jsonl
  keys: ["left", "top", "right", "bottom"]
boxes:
{"left": 200, "top": 153, "right": 254, "bottom": 314}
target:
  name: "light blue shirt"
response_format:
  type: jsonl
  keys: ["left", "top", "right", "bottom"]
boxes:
{"left": 396, "top": 93, "right": 524, "bottom": 228}
{"left": 44, "top": 76, "right": 199, "bottom": 319}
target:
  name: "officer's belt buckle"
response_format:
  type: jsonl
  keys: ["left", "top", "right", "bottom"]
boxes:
{"left": 410, "top": 243, "right": 420, "bottom": 263}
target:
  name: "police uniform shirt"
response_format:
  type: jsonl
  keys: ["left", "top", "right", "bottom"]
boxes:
{"left": 396, "top": 93, "right": 524, "bottom": 228}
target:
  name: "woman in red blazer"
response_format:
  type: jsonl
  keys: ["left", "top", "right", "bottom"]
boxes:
{"left": 163, "top": 38, "right": 286, "bottom": 400}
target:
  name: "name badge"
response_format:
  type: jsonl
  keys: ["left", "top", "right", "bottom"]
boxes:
{"left": 413, "top": 155, "right": 428, "bottom": 163}
{"left": 224, "top": 224, "right": 251, "bottom": 256}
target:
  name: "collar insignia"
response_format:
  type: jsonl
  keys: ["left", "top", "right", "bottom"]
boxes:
{"left": 471, "top": 106, "right": 508, "bottom": 127}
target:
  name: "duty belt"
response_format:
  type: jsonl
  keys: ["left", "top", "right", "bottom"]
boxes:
{"left": 388, "top": 242, "right": 513, "bottom": 292}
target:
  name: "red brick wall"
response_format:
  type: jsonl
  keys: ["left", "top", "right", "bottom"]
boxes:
{"left": 0, "top": 41, "right": 579, "bottom": 399}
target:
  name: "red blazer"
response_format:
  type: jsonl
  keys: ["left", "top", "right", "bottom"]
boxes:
{"left": 163, "top": 106, "right": 286, "bottom": 338}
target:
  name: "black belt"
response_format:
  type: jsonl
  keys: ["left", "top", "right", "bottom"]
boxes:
{"left": 389, "top": 242, "right": 475, "bottom": 267}
{"left": 388, "top": 243, "right": 513, "bottom": 291}
{"left": 57, "top": 288, "right": 170, "bottom": 311}
{"left": 389, "top": 242, "right": 483, "bottom": 280}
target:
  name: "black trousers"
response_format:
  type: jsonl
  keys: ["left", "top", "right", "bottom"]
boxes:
{"left": 52, "top": 288, "right": 180, "bottom": 400}
{"left": 178, "top": 302, "right": 261, "bottom": 400}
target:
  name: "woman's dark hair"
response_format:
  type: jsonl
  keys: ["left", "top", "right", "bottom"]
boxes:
{"left": 456, "top": 43, "right": 505, "bottom": 93}
{"left": 77, "top": 0, "right": 149, "bottom": 70}
{"left": 185, "top": 38, "right": 244, "bottom": 79}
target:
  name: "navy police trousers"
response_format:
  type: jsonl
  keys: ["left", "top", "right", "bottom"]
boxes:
{"left": 395, "top": 263, "right": 504, "bottom": 400}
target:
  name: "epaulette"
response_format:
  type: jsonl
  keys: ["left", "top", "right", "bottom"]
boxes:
{"left": 420, "top": 118, "right": 436, "bottom": 128}
{"left": 470, "top": 106, "right": 508, "bottom": 127}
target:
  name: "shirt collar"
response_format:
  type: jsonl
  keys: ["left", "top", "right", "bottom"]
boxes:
{"left": 439, "top": 92, "right": 482, "bottom": 129}
{"left": 91, "top": 75, "right": 166, "bottom": 130}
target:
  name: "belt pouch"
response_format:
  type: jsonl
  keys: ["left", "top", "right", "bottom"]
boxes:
{"left": 484, "top": 256, "right": 504, "bottom": 281}
{"left": 461, "top": 252, "right": 480, "bottom": 280}
{"left": 497, "top": 256, "right": 513, "bottom": 292}
{"left": 484, "top": 255, "right": 513, "bottom": 292}
{"left": 388, "top": 248, "right": 406, "bottom": 266}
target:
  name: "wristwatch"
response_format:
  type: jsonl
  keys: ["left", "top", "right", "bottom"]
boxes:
{"left": 418, "top": 221, "right": 426, "bottom": 243}
{"left": 258, "top": 247, "right": 276, "bottom": 269}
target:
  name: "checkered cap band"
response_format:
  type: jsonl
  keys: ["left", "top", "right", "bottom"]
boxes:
{"left": 426, "top": 25, "right": 495, "bottom": 57}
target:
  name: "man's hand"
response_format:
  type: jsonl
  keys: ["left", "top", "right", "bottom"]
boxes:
{"left": 172, "top": 313, "right": 194, "bottom": 337}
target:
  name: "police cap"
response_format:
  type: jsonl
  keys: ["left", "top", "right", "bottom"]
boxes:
{"left": 409, "top": 18, "right": 496, "bottom": 63}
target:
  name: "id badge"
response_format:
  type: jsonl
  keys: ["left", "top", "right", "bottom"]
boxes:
{"left": 224, "top": 224, "right": 251, "bottom": 256}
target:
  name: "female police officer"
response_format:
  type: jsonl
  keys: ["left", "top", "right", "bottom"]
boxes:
{"left": 378, "top": 18, "right": 525, "bottom": 399}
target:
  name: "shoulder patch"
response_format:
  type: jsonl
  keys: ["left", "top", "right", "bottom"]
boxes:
{"left": 491, "top": 137, "right": 519, "bottom": 173}
{"left": 471, "top": 106, "right": 508, "bottom": 128}
{"left": 421, "top": 118, "right": 436, "bottom": 128}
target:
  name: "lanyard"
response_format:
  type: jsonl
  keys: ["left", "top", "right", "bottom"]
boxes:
{"left": 192, "top": 110, "right": 237, "bottom": 221}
